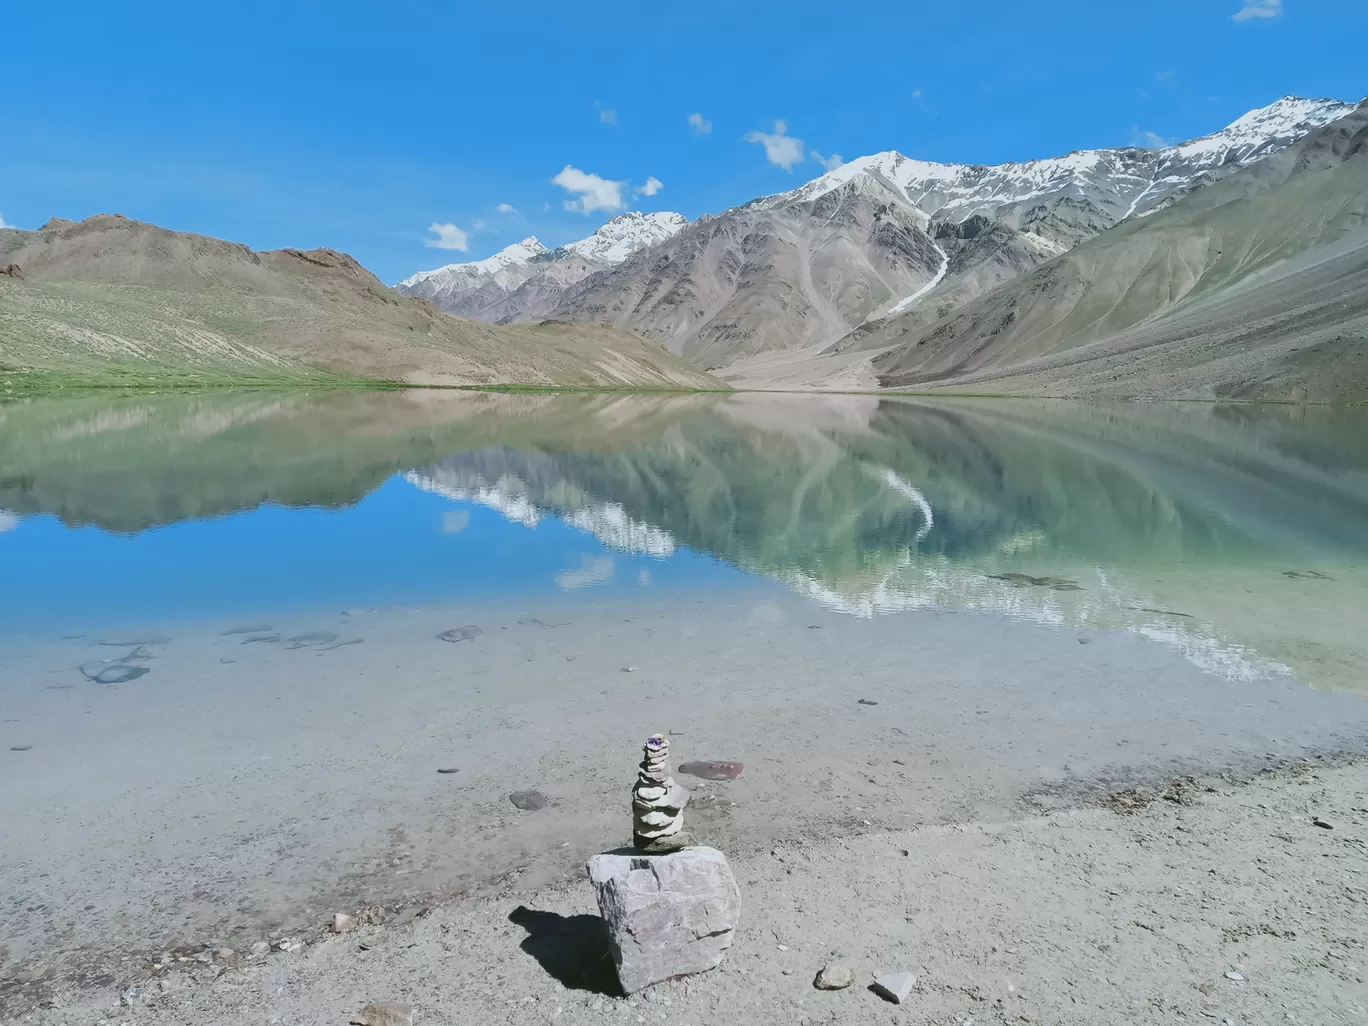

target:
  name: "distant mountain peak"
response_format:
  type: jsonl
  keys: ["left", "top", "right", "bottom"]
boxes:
{"left": 396, "top": 212, "right": 689, "bottom": 318}
{"left": 563, "top": 211, "right": 690, "bottom": 264}
{"left": 397, "top": 236, "right": 548, "bottom": 289}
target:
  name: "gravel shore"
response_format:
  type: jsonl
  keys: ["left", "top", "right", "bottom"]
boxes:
{"left": 13, "top": 756, "right": 1366, "bottom": 1026}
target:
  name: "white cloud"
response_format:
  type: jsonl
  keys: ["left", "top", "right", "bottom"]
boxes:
{"left": 636, "top": 176, "right": 664, "bottom": 197}
{"left": 0, "top": 510, "right": 18, "bottom": 533}
{"left": 496, "top": 202, "right": 519, "bottom": 215}
{"left": 745, "top": 120, "right": 804, "bottom": 171}
{"left": 911, "top": 88, "right": 924, "bottom": 99}
{"left": 556, "top": 556, "right": 615, "bottom": 591}
{"left": 1155, "top": 69, "right": 1178, "bottom": 86}
{"left": 424, "top": 222, "right": 470, "bottom": 250}
{"left": 471, "top": 218, "right": 487, "bottom": 231}
{"left": 811, "top": 151, "right": 845, "bottom": 171}
{"left": 1130, "top": 126, "right": 1177, "bottom": 149}
{"left": 441, "top": 510, "right": 470, "bottom": 535}
{"left": 552, "top": 165, "right": 627, "bottom": 214}
{"left": 1233, "top": 0, "right": 1281, "bottom": 20}
{"left": 598, "top": 103, "right": 618, "bottom": 125}
{"left": 0, "top": 213, "right": 9, "bottom": 229}
{"left": 688, "top": 112, "right": 712, "bottom": 135}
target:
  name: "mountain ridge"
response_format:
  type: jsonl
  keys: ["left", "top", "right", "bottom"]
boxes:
{"left": 0, "top": 214, "right": 724, "bottom": 391}
{"left": 517, "top": 96, "right": 1359, "bottom": 373}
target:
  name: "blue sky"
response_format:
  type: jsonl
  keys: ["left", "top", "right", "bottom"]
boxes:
{"left": 2, "top": 0, "right": 1363, "bottom": 283}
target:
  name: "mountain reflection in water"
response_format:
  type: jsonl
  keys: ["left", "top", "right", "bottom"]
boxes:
{"left": 2, "top": 390, "right": 1366, "bottom": 689}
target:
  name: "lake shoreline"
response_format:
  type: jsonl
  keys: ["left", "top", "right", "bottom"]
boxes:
{"left": 11, "top": 754, "right": 1366, "bottom": 1025}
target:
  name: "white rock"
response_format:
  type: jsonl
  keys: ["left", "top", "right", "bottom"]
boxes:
{"left": 587, "top": 845, "right": 741, "bottom": 994}
{"left": 872, "top": 972, "right": 917, "bottom": 1004}
{"left": 331, "top": 913, "right": 355, "bottom": 934}
{"left": 1225, "top": 969, "right": 1245, "bottom": 981}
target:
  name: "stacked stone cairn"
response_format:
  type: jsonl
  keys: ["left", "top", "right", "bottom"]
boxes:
{"left": 586, "top": 733, "right": 741, "bottom": 994}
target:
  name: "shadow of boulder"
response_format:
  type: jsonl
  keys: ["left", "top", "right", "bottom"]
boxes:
{"left": 508, "top": 905, "right": 621, "bottom": 996}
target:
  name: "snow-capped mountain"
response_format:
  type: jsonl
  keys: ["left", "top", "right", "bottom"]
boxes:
{"left": 561, "top": 211, "right": 688, "bottom": 263}
{"left": 774, "top": 96, "right": 1356, "bottom": 237}
{"left": 396, "top": 212, "right": 688, "bottom": 321}
{"left": 537, "top": 96, "right": 1357, "bottom": 371}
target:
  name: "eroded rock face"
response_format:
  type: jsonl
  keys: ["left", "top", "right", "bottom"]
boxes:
{"left": 586, "top": 846, "right": 740, "bottom": 994}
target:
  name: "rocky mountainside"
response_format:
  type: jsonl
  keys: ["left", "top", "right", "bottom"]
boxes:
{"left": 0, "top": 215, "right": 722, "bottom": 391}
{"left": 861, "top": 101, "right": 1368, "bottom": 402}
{"left": 534, "top": 96, "right": 1355, "bottom": 372}
{"left": 396, "top": 212, "right": 689, "bottom": 321}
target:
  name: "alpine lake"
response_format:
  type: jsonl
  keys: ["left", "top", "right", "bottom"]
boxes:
{"left": 3, "top": 389, "right": 1368, "bottom": 999}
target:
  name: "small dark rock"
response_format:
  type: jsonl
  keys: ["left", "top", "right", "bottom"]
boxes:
{"left": 1313, "top": 817, "right": 1333, "bottom": 830}
{"left": 857, "top": 699, "right": 879, "bottom": 706}
{"left": 10, "top": 745, "right": 32, "bottom": 752}
{"left": 436, "top": 767, "right": 459, "bottom": 775}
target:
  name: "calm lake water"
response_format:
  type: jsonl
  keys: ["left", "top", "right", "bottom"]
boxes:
{"left": 3, "top": 390, "right": 1368, "bottom": 1003}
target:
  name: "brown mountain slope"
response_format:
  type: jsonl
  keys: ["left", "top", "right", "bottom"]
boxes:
{"left": 0, "top": 215, "right": 723, "bottom": 390}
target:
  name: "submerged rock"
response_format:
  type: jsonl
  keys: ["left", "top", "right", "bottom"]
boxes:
{"left": 587, "top": 845, "right": 741, "bottom": 994}
{"left": 678, "top": 760, "right": 744, "bottom": 781}
{"left": 241, "top": 633, "right": 281, "bottom": 645}
{"left": 221, "top": 624, "right": 273, "bottom": 635}
{"left": 509, "top": 790, "right": 548, "bottom": 811}
{"left": 437, "top": 625, "right": 481, "bottom": 643}
{"left": 283, "top": 631, "right": 339, "bottom": 650}
{"left": 97, "top": 634, "right": 171, "bottom": 647}
{"left": 80, "top": 662, "right": 150, "bottom": 684}
{"left": 987, "top": 573, "right": 1083, "bottom": 591}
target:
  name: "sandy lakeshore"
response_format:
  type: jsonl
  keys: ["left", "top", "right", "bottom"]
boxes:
{"left": 10, "top": 756, "right": 1367, "bottom": 1026}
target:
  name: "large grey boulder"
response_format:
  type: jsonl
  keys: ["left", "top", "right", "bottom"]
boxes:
{"left": 586, "top": 845, "right": 741, "bottom": 993}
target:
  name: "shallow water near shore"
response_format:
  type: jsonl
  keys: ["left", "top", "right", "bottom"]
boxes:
{"left": 2, "top": 390, "right": 1368, "bottom": 1004}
